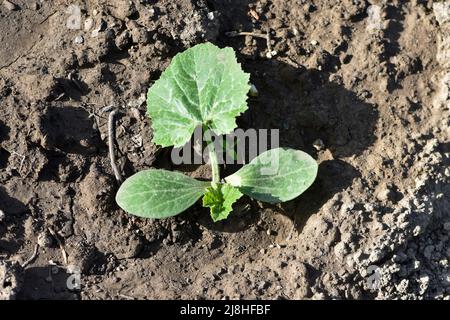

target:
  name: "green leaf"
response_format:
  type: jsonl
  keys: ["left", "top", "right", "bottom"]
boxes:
{"left": 225, "top": 148, "right": 318, "bottom": 203}
{"left": 147, "top": 42, "right": 251, "bottom": 148}
{"left": 202, "top": 184, "right": 243, "bottom": 222}
{"left": 116, "top": 169, "right": 209, "bottom": 218}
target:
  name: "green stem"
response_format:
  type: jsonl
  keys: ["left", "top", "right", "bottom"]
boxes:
{"left": 204, "top": 126, "right": 220, "bottom": 187}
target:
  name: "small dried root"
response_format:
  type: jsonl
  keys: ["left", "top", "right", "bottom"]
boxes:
{"left": 225, "top": 30, "right": 277, "bottom": 58}
{"left": 108, "top": 109, "right": 123, "bottom": 183}
{"left": 21, "top": 244, "right": 40, "bottom": 268}
{"left": 47, "top": 227, "right": 68, "bottom": 265}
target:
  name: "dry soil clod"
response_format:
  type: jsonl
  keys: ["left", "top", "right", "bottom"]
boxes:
{"left": 3, "top": 0, "right": 18, "bottom": 11}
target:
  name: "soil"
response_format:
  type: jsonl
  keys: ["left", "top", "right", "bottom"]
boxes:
{"left": 0, "top": 0, "right": 449, "bottom": 300}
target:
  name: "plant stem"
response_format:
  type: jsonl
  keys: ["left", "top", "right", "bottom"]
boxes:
{"left": 204, "top": 126, "right": 220, "bottom": 186}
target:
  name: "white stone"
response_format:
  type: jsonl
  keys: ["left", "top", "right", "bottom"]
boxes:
{"left": 249, "top": 84, "right": 258, "bottom": 97}
{"left": 313, "top": 139, "right": 325, "bottom": 151}
{"left": 366, "top": 5, "right": 383, "bottom": 31}
{"left": 74, "top": 35, "right": 84, "bottom": 44}
{"left": 433, "top": 2, "right": 450, "bottom": 25}
{"left": 413, "top": 226, "right": 422, "bottom": 237}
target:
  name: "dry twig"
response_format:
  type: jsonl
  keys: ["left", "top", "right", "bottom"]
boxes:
{"left": 47, "top": 227, "right": 68, "bottom": 265}
{"left": 108, "top": 109, "right": 123, "bottom": 183}
{"left": 225, "top": 30, "right": 275, "bottom": 58}
{"left": 21, "top": 244, "right": 40, "bottom": 268}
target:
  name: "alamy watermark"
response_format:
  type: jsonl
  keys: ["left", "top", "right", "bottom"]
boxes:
{"left": 66, "top": 265, "right": 81, "bottom": 291}
{"left": 171, "top": 127, "right": 280, "bottom": 174}
{"left": 66, "top": 4, "right": 95, "bottom": 33}
{"left": 46, "top": 264, "right": 81, "bottom": 291}
{"left": 66, "top": 5, "right": 81, "bottom": 30}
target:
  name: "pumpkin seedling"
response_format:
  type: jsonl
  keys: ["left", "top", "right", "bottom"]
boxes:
{"left": 116, "top": 43, "right": 318, "bottom": 222}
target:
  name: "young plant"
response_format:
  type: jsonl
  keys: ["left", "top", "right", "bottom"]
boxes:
{"left": 116, "top": 43, "right": 318, "bottom": 222}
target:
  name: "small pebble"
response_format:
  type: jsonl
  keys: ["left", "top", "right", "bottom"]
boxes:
{"left": 74, "top": 35, "right": 84, "bottom": 44}
{"left": 444, "top": 167, "right": 450, "bottom": 177}
{"left": 413, "top": 226, "right": 422, "bottom": 236}
{"left": 265, "top": 50, "right": 277, "bottom": 59}
{"left": 313, "top": 139, "right": 325, "bottom": 150}
{"left": 249, "top": 84, "right": 258, "bottom": 97}
{"left": 0, "top": 209, "right": 5, "bottom": 222}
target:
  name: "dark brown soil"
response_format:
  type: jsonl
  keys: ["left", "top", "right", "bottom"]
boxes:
{"left": 0, "top": 0, "right": 449, "bottom": 300}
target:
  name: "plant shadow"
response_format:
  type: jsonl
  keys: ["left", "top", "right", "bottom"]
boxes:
{"left": 37, "top": 105, "right": 103, "bottom": 155}
{"left": 0, "top": 186, "right": 28, "bottom": 254}
{"left": 0, "top": 120, "right": 10, "bottom": 169}
{"left": 194, "top": 56, "right": 378, "bottom": 233}
{"left": 245, "top": 59, "right": 376, "bottom": 232}
{"left": 278, "top": 160, "right": 361, "bottom": 233}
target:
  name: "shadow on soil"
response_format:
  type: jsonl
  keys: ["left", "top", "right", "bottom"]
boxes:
{"left": 38, "top": 105, "right": 102, "bottom": 155}
{"left": 0, "top": 120, "right": 10, "bottom": 169}
{"left": 0, "top": 186, "right": 28, "bottom": 253}
{"left": 17, "top": 266, "right": 79, "bottom": 300}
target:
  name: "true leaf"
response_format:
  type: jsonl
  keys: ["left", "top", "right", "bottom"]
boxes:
{"left": 225, "top": 148, "right": 318, "bottom": 203}
{"left": 147, "top": 42, "right": 251, "bottom": 148}
{"left": 202, "top": 184, "right": 243, "bottom": 222}
{"left": 116, "top": 169, "right": 209, "bottom": 218}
